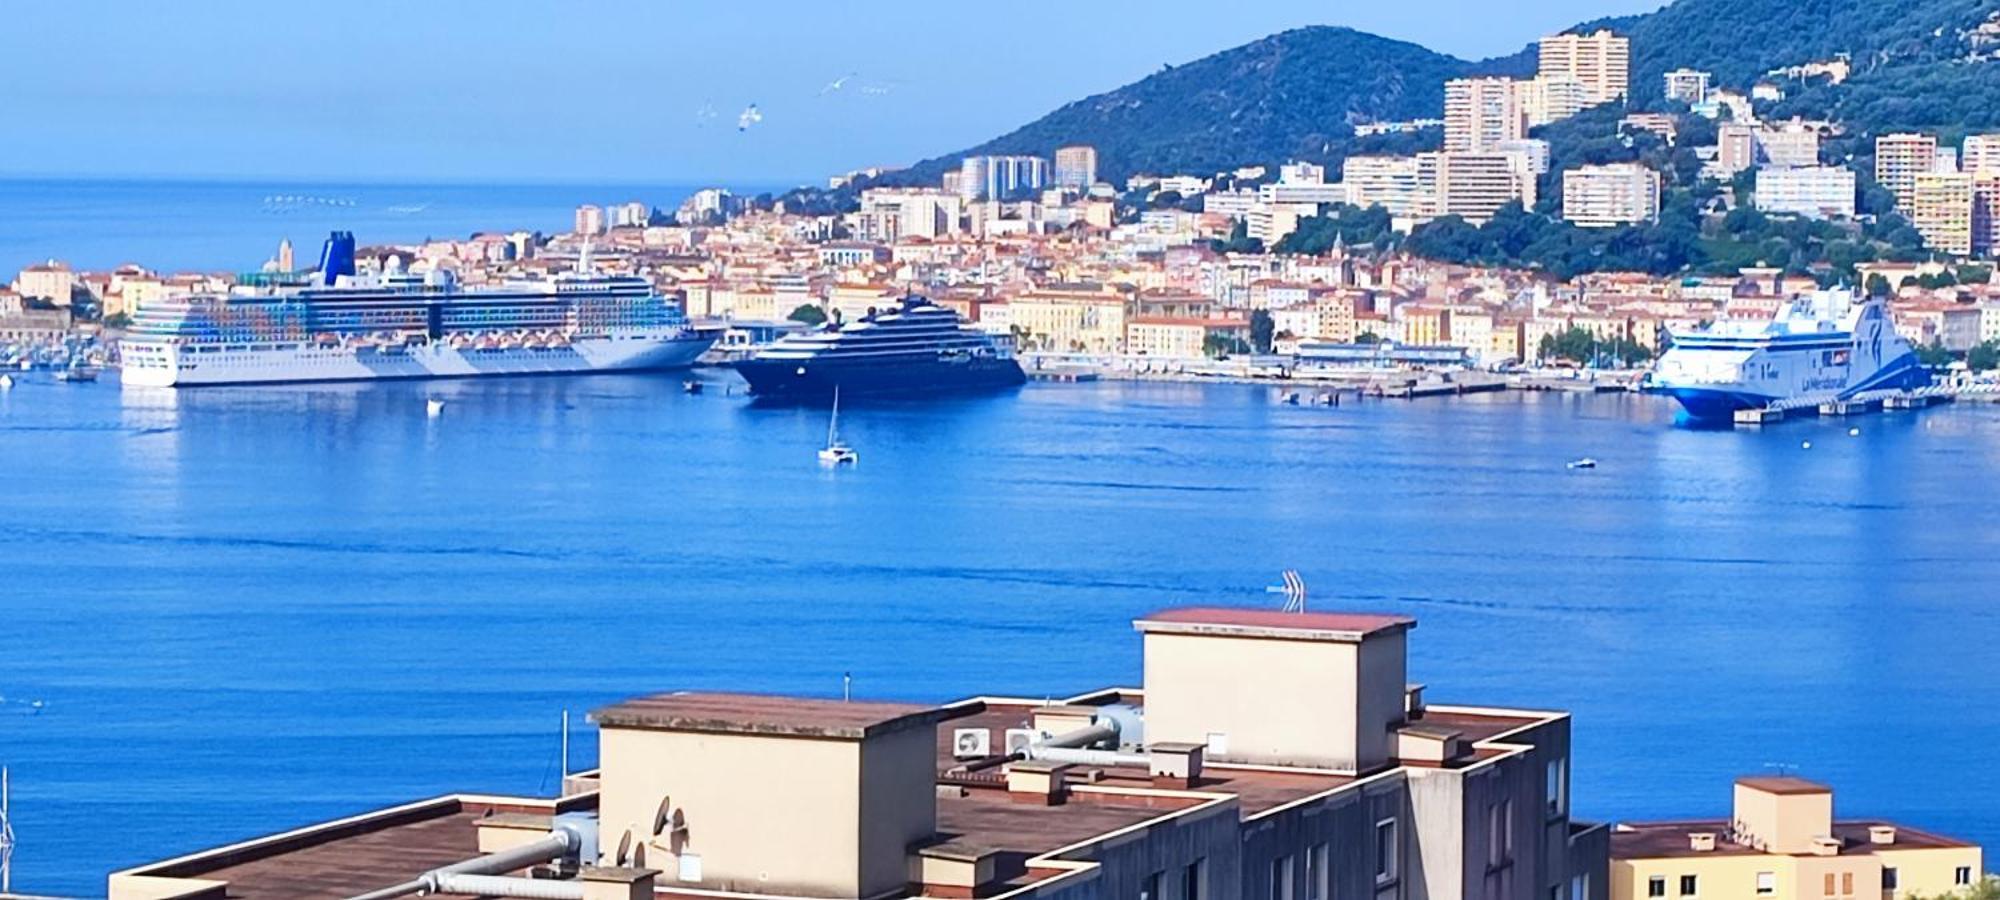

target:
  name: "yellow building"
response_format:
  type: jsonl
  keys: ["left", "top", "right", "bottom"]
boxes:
{"left": 1612, "top": 778, "right": 1982, "bottom": 900}
{"left": 1009, "top": 287, "right": 1128, "bottom": 353}
{"left": 1877, "top": 133, "right": 1941, "bottom": 213}
{"left": 1126, "top": 316, "right": 1247, "bottom": 357}
{"left": 1911, "top": 172, "right": 1975, "bottom": 257}
{"left": 1312, "top": 291, "right": 1359, "bottom": 342}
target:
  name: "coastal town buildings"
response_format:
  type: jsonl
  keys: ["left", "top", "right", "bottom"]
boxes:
{"left": 107, "top": 607, "right": 1611, "bottom": 900}
{"left": 1610, "top": 778, "right": 1982, "bottom": 900}
{"left": 1428, "top": 152, "right": 1538, "bottom": 225}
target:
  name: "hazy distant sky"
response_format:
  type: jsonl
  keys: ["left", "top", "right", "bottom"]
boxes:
{"left": 0, "top": 0, "right": 1661, "bottom": 185}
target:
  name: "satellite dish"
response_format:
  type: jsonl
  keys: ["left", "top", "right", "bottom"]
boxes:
{"left": 616, "top": 829, "right": 633, "bottom": 866}
{"left": 633, "top": 843, "right": 647, "bottom": 867}
{"left": 653, "top": 796, "right": 674, "bottom": 836}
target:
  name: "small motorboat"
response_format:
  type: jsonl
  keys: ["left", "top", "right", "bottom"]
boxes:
{"left": 1566, "top": 457, "right": 1598, "bottom": 470}
{"left": 0, "top": 373, "right": 13, "bottom": 390}
{"left": 1281, "top": 391, "right": 1300, "bottom": 405}
{"left": 54, "top": 367, "right": 99, "bottom": 383}
{"left": 818, "top": 387, "right": 858, "bottom": 465}
{"left": 683, "top": 379, "right": 704, "bottom": 395}
{"left": 426, "top": 398, "right": 446, "bottom": 418}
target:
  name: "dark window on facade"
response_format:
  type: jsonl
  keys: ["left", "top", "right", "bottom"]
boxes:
{"left": 1648, "top": 877, "right": 1666, "bottom": 898}
{"left": 1680, "top": 875, "right": 1699, "bottom": 896}
{"left": 1142, "top": 872, "right": 1161, "bottom": 900}
{"left": 1184, "top": 859, "right": 1207, "bottom": 900}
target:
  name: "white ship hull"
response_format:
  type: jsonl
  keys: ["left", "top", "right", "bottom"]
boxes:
{"left": 1645, "top": 293, "right": 1929, "bottom": 420}
{"left": 120, "top": 332, "right": 714, "bottom": 387}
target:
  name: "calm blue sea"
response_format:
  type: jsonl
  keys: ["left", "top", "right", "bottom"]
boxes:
{"left": 0, "top": 178, "right": 786, "bottom": 276}
{"left": 2, "top": 377, "right": 1996, "bottom": 896}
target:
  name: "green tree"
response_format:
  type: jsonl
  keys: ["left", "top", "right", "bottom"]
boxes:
{"left": 1915, "top": 342, "right": 1954, "bottom": 367}
{"left": 1249, "top": 309, "right": 1276, "bottom": 354}
{"left": 788, "top": 304, "right": 827, "bottom": 327}
{"left": 1967, "top": 340, "right": 2000, "bottom": 372}
{"left": 104, "top": 312, "right": 133, "bottom": 329}
{"left": 1865, "top": 274, "right": 1893, "bottom": 298}
{"left": 1354, "top": 331, "right": 1385, "bottom": 345}
{"left": 1203, "top": 332, "right": 1251, "bottom": 357}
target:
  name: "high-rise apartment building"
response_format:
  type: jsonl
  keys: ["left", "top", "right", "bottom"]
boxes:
{"left": 1562, "top": 163, "right": 1662, "bottom": 228}
{"left": 959, "top": 155, "right": 1051, "bottom": 202}
{"left": 1539, "top": 29, "right": 1630, "bottom": 105}
{"left": 1974, "top": 171, "right": 2000, "bottom": 256}
{"left": 1663, "top": 68, "right": 1711, "bottom": 105}
{"left": 1445, "top": 77, "right": 1525, "bottom": 153}
{"left": 1054, "top": 145, "right": 1098, "bottom": 190}
{"left": 1877, "top": 133, "right": 1941, "bottom": 212}
{"left": 1757, "top": 126, "right": 1821, "bottom": 168}
{"left": 1517, "top": 75, "right": 1590, "bottom": 128}
{"left": 1342, "top": 155, "right": 1431, "bottom": 221}
{"left": 1428, "top": 151, "right": 1538, "bottom": 225}
{"left": 1911, "top": 171, "right": 1974, "bottom": 256}
{"left": 1963, "top": 134, "right": 2000, "bottom": 174}
{"left": 573, "top": 204, "right": 605, "bottom": 236}
{"left": 1718, "top": 124, "right": 1759, "bottom": 175}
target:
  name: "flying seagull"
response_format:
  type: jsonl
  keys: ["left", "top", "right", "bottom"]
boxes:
{"left": 820, "top": 73, "right": 856, "bottom": 95}
{"left": 738, "top": 104, "right": 763, "bottom": 132}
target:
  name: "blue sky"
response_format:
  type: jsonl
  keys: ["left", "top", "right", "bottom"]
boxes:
{"left": 0, "top": 0, "right": 1660, "bottom": 185}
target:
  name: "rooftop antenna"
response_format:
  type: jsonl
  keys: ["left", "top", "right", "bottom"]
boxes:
{"left": 2, "top": 766, "right": 15, "bottom": 895}
{"left": 559, "top": 709, "right": 570, "bottom": 792}
{"left": 842, "top": 672, "right": 852, "bottom": 703}
{"left": 1266, "top": 569, "right": 1308, "bottom": 613}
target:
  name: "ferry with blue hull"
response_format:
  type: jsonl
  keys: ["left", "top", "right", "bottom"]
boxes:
{"left": 120, "top": 233, "right": 716, "bottom": 387}
{"left": 1645, "top": 290, "right": 1929, "bottom": 421}
{"left": 732, "top": 296, "right": 1025, "bottom": 398}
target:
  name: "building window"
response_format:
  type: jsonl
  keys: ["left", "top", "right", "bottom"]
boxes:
{"left": 1490, "top": 799, "right": 1515, "bottom": 867}
{"left": 1184, "top": 859, "right": 1207, "bottom": 900}
{"left": 1756, "top": 872, "right": 1775, "bottom": 896}
{"left": 1307, "top": 843, "right": 1330, "bottom": 900}
{"left": 1679, "top": 875, "right": 1698, "bottom": 897}
{"left": 1648, "top": 877, "right": 1666, "bottom": 898}
{"left": 1883, "top": 868, "right": 1898, "bottom": 891}
{"left": 1956, "top": 867, "right": 1973, "bottom": 886}
{"left": 1842, "top": 873, "right": 1853, "bottom": 896}
{"left": 1824, "top": 874, "right": 1836, "bottom": 897}
{"left": 1376, "top": 819, "right": 1400, "bottom": 885}
{"left": 1546, "top": 759, "right": 1568, "bottom": 817}
{"left": 1143, "top": 872, "right": 1162, "bottom": 900}
{"left": 1273, "top": 855, "right": 1295, "bottom": 900}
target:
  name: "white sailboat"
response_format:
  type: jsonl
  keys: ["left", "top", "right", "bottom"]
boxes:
{"left": 817, "top": 387, "right": 858, "bottom": 465}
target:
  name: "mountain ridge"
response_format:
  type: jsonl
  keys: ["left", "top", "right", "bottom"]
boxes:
{"left": 869, "top": 0, "right": 2000, "bottom": 189}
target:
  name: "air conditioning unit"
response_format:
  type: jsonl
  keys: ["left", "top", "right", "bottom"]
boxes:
{"left": 1004, "top": 728, "right": 1037, "bottom": 757}
{"left": 952, "top": 728, "right": 992, "bottom": 759}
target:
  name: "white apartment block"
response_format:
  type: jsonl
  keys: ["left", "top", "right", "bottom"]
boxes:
{"left": 1562, "top": 163, "right": 1662, "bottom": 228}
{"left": 1754, "top": 166, "right": 1857, "bottom": 219}
{"left": 1964, "top": 135, "right": 2000, "bottom": 174}
{"left": 1516, "top": 75, "right": 1590, "bottom": 128}
{"left": 1757, "top": 126, "right": 1821, "bottom": 168}
{"left": 1445, "top": 77, "right": 1525, "bottom": 153}
{"left": 1497, "top": 138, "right": 1552, "bottom": 175}
{"left": 1342, "top": 155, "right": 1430, "bottom": 221}
{"left": 1428, "top": 151, "right": 1538, "bottom": 225}
{"left": 1539, "top": 29, "right": 1630, "bottom": 105}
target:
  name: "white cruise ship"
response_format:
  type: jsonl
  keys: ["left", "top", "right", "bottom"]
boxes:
{"left": 121, "top": 232, "right": 716, "bottom": 387}
{"left": 1645, "top": 289, "right": 1929, "bottom": 420}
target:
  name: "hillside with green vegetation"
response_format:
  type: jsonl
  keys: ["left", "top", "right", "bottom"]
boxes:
{"left": 876, "top": 26, "right": 1530, "bottom": 187}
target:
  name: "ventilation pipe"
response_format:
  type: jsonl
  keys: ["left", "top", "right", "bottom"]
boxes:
{"left": 345, "top": 822, "right": 584, "bottom": 900}
{"left": 1028, "top": 717, "right": 1150, "bottom": 768}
